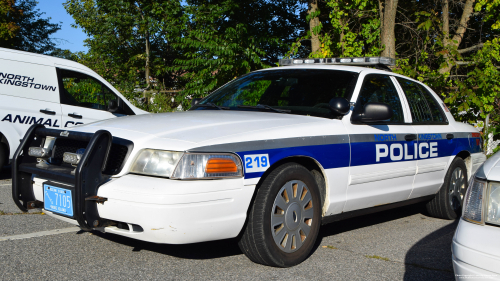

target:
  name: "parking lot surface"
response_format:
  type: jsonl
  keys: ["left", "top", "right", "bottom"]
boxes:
{"left": 0, "top": 168, "right": 456, "bottom": 280}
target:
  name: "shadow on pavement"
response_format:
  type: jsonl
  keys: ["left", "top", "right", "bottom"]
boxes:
{"left": 92, "top": 231, "right": 243, "bottom": 260}
{"left": 403, "top": 219, "right": 458, "bottom": 281}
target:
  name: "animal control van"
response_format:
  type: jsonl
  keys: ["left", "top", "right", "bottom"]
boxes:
{"left": 0, "top": 47, "right": 147, "bottom": 170}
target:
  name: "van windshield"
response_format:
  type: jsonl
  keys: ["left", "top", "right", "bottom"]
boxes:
{"left": 191, "top": 69, "right": 358, "bottom": 119}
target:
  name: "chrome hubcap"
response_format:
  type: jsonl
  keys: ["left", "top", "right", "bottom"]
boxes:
{"left": 271, "top": 180, "right": 314, "bottom": 253}
{"left": 449, "top": 167, "right": 466, "bottom": 212}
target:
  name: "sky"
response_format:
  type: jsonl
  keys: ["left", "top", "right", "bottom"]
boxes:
{"left": 36, "top": 0, "right": 89, "bottom": 53}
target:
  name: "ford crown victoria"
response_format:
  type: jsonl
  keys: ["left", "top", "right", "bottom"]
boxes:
{"left": 12, "top": 57, "right": 485, "bottom": 267}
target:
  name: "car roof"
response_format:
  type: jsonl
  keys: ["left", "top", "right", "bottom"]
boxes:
{"left": 256, "top": 64, "right": 427, "bottom": 87}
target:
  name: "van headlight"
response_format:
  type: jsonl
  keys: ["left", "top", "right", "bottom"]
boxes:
{"left": 463, "top": 177, "right": 500, "bottom": 226}
{"left": 130, "top": 150, "right": 243, "bottom": 179}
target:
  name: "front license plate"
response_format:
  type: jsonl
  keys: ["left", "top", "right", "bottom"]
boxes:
{"left": 44, "top": 184, "right": 74, "bottom": 217}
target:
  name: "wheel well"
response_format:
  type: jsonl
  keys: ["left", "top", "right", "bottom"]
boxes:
{"left": 255, "top": 156, "right": 328, "bottom": 214}
{"left": 455, "top": 150, "right": 472, "bottom": 179}
{"left": 0, "top": 133, "right": 9, "bottom": 163}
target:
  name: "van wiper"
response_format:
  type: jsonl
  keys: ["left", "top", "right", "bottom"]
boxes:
{"left": 198, "top": 102, "right": 229, "bottom": 110}
{"left": 237, "top": 104, "right": 291, "bottom": 113}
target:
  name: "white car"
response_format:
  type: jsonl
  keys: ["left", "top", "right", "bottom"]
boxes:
{"left": 0, "top": 47, "right": 147, "bottom": 170}
{"left": 13, "top": 57, "right": 485, "bottom": 267}
{"left": 453, "top": 151, "right": 500, "bottom": 280}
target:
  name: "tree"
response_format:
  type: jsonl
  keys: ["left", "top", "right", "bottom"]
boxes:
{"left": 65, "top": 0, "right": 184, "bottom": 111}
{"left": 0, "top": 0, "right": 61, "bottom": 54}
{"left": 0, "top": 0, "right": 21, "bottom": 41}
{"left": 170, "top": 0, "right": 306, "bottom": 108}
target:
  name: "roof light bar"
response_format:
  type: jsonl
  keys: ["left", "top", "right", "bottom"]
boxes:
{"left": 279, "top": 57, "right": 396, "bottom": 66}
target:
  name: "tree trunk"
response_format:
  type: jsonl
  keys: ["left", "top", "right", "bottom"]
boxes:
{"left": 379, "top": 0, "right": 398, "bottom": 59}
{"left": 442, "top": 0, "right": 449, "bottom": 45}
{"left": 145, "top": 30, "right": 150, "bottom": 89}
{"left": 308, "top": 0, "right": 320, "bottom": 54}
{"left": 439, "top": 0, "right": 475, "bottom": 74}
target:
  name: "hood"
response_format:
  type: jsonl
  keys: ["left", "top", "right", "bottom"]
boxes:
{"left": 479, "top": 152, "right": 500, "bottom": 182}
{"left": 74, "top": 110, "right": 330, "bottom": 146}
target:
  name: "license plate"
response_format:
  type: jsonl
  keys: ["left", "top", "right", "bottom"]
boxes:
{"left": 44, "top": 184, "right": 74, "bottom": 217}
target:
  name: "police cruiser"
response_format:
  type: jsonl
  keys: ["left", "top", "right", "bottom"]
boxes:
{"left": 0, "top": 47, "right": 147, "bottom": 171}
{"left": 12, "top": 57, "right": 485, "bottom": 267}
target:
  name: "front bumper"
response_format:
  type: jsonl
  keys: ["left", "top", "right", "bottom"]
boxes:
{"left": 452, "top": 219, "right": 500, "bottom": 280}
{"left": 35, "top": 175, "right": 255, "bottom": 244}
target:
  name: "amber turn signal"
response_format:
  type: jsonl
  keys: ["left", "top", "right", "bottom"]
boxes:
{"left": 205, "top": 158, "right": 238, "bottom": 174}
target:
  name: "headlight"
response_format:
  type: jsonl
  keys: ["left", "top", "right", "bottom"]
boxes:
{"left": 130, "top": 150, "right": 243, "bottom": 179}
{"left": 171, "top": 153, "right": 243, "bottom": 179}
{"left": 130, "top": 149, "right": 183, "bottom": 178}
{"left": 486, "top": 182, "right": 500, "bottom": 226}
{"left": 463, "top": 177, "right": 487, "bottom": 224}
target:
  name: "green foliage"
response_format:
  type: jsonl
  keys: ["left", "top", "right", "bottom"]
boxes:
{"left": 170, "top": 0, "right": 304, "bottom": 109}
{"left": 0, "top": 0, "right": 61, "bottom": 54}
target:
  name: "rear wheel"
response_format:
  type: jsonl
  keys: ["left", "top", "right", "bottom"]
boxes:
{"left": 0, "top": 143, "right": 7, "bottom": 172}
{"left": 426, "top": 157, "right": 468, "bottom": 220}
{"left": 238, "top": 163, "right": 321, "bottom": 267}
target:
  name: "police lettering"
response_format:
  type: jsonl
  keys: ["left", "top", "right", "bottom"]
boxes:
{"left": 376, "top": 142, "right": 438, "bottom": 162}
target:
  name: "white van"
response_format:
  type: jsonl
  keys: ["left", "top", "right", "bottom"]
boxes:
{"left": 0, "top": 47, "right": 147, "bottom": 169}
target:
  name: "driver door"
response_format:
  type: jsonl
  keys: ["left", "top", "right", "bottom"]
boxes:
{"left": 57, "top": 68, "right": 121, "bottom": 128}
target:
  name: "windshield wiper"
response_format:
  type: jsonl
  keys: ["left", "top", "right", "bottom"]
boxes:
{"left": 237, "top": 104, "right": 291, "bottom": 113}
{"left": 197, "top": 102, "right": 229, "bottom": 110}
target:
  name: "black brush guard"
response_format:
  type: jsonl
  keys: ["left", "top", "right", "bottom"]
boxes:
{"left": 12, "top": 124, "right": 126, "bottom": 231}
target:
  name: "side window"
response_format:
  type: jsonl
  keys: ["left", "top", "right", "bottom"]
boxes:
{"left": 57, "top": 68, "right": 120, "bottom": 112}
{"left": 396, "top": 77, "right": 447, "bottom": 124}
{"left": 353, "top": 74, "right": 404, "bottom": 123}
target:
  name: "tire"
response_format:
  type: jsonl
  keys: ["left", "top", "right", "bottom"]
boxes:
{"left": 238, "top": 162, "right": 321, "bottom": 267}
{"left": 0, "top": 143, "right": 7, "bottom": 172}
{"left": 426, "top": 157, "right": 468, "bottom": 220}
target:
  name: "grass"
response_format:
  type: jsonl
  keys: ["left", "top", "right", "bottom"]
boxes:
{"left": 322, "top": 245, "right": 338, "bottom": 249}
{"left": 0, "top": 210, "right": 44, "bottom": 215}
{"left": 365, "top": 255, "right": 390, "bottom": 261}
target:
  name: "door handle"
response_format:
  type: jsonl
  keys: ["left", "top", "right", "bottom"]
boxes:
{"left": 40, "top": 109, "right": 56, "bottom": 115}
{"left": 405, "top": 134, "right": 417, "bottom": 141}
{"left": 68, "top": 113, "right": 82, "bottom": 119}
{"left": 446, "top": 133, "right": 454, "bottom": 139}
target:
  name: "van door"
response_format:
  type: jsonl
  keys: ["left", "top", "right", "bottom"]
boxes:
{"left": 394, "top": 77, "right": 453, "bottom": 199}
{"left": 343, "top": 73, "right": 417, "bottom": 212}
{"left": 56, "top": 68, "right": 133, "bottom": 128}
{"left": 0, "top": 58, "right": 62, "bottom": 159}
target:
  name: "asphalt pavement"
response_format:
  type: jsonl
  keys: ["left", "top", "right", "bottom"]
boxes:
{"left": 0, "top": 167, "right": 457, "bottom": 280}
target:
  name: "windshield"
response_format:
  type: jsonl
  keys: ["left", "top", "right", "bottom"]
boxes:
{"left": 192, "top": 69, "right": 358, "bottom": 119}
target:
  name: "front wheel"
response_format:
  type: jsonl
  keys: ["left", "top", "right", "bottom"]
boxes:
{"left": 426, "top": 157, "right": 468, "bottom": 220}
{"left": 238, "top": 163, "right": 321, "bottom": 267}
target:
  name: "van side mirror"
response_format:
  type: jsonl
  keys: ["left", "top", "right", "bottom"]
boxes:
{"left": 191, "top": 98, "right": 202, "bottom": 107}
{"left": 329, "top": 97, "right": 350, "bottom": 115}
{"left": 351, "top": 102, "right": 393, "bottom": 122}
{"left": 108, "top": 99, "right": 118, "bottom": 113}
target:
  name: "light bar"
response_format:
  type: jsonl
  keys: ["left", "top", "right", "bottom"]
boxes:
{"left": 63, "top": 152, "right": 82, "bottom": 165}
{"left": 28, "top": 147, "right": 51, "bottom": 158}
{"left": 279, "top": 57, "right": 396, "bottom": 66}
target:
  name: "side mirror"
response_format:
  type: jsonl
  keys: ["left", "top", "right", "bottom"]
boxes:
{"left": 108, "top": 99, "right": 118, "bottom": 113}
{"left": 329, "top": 97, "right": 350, "bottom": 115}
{"left": 351, "top": 102, "right": 393, "bottom": 122}
{"left": 191, "top": 98, "right": 202, "bottom": 107}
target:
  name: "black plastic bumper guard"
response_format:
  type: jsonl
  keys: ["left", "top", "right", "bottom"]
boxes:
{"left": 12, "top": 124, "right": 114, "bottom": 231}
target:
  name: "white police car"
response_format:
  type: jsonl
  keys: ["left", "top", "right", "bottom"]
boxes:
{"left": 0, "top": 47, "right": 147, "bottom": 171}
{"left": 12, "top": 57, "right": 485, "bottom": 267}
{"left": 453, "top": 151, "right": 500, "bottom": 279}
